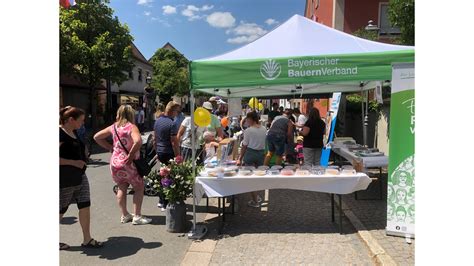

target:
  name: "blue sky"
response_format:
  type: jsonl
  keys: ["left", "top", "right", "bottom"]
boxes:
{"left": 108, "top": 0, "right": 306, "bottom": 60}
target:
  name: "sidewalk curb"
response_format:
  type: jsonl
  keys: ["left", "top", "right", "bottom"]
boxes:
{"left": 181, "top": 211, "right": 220, "bottom": 266}
{"left": 335, "top": 197, "right": 398, "bottom": 266}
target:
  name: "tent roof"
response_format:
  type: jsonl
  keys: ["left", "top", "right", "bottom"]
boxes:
{"left": 190, "top": 14, "right": 414, "bottom": 98}
{"left": 197, "top": 14, "right": 412, "bottom": 62}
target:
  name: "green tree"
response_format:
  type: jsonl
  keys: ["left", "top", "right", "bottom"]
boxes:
{"left": 352, "top": 28, "right": 378, "bottom": 41}
{"left": 60, "top": 0, "right": 134, "bottom": 129}
{"left": 149, "top": 48, "right": 190, "bottom": 103}
{"left": 388, "top": 0, "right": 415, "bottom": 45}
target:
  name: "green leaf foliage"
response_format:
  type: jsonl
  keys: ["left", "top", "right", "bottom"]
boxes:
{"left": 146, "top": 159, "right": 203, "bottom": 203}
{"left": 149, "top": 48, "right": 190, "bottom": 103}
{"left": 346, "top": 94, "right": 381, "bottom": 113}
{"left": 60, "top": 0, "right": 134, "bottom": 87}
{"left": 388, "top": 0, "right": 415, "bottom": 45}
{"left": 352, "top": 28, "right": 378, "bottom": 41}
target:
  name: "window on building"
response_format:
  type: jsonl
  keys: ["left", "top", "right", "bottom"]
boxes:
{"left": 138, "top": 68, "right": 143, "bottom": 82}
{"left": 379, "top": 3, "right": 401, "bottom": 36}
{"left": 128, "top": 70, "right": 133, "bottom": 80}
{"left": 145, "top": 71, "right": 149, "bottom": 79}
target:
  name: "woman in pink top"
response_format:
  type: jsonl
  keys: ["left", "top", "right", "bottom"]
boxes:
{"left": 94, "top": 105, "right": 151, "bottom": 225}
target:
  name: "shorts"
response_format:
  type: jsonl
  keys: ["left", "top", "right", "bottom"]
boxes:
{"left": 243, "top": 148, "right": 265, "bottom": 167}
{"left": 266, "top": 134, "right": 286, "bottom": 156}
{"left": 60, "top": 174, "right": 91, "bottom": 214}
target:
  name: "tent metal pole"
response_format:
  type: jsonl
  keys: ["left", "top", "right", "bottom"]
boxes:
{"left": 190, "top": 89, "right": 196, "bottom": 232}
{"left": 361, "top": 86, "right": 366, "bottom": 146}
{"left": 364, "top": 89, "right": 369, "bottom": 147}
{"left": 188, "top": 88, "right": 208, "bottom": 239}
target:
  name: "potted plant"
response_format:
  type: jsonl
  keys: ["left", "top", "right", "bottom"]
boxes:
{"left": 146, "top": 155, "right": 201, "bottom": 232}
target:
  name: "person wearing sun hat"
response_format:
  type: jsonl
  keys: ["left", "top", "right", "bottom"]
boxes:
{"left": 202, "top": 101, "right": 224, "bottom": 140}
{"left": 208, "top": 97, "right": 218, "bottom": 114}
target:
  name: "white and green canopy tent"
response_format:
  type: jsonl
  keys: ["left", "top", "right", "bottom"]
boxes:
{"left": 187, "top": 14, "right": 414, "bottom": 238}
{"left": 189, "top": 14, "right": 414, "bottom": 98}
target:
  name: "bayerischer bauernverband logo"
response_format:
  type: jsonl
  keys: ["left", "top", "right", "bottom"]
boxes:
{"left": 260, "top": 59, "right": 281, "bottom": 80}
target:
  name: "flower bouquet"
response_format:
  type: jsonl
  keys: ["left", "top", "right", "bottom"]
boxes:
{"left": 145, "top": 155, "right": 203, "bottom": 203}
{"left": 145, "top": 155, "right": 203, "bottom": 232}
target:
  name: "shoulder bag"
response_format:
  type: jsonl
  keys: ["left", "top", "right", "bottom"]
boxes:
{"left": 113, "top": 124, "right": 152, "bottom": 177}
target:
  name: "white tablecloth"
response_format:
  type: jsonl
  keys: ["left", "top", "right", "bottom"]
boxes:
{"left": 195, "top": 173, "right": 371, "bottom": 202}
{"left": 331, "top": 144, "right": 388, "bottom": 168}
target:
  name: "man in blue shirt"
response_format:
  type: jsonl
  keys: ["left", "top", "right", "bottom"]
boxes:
{"left": 153, "top": 101, "right": 181, "bottom": 211}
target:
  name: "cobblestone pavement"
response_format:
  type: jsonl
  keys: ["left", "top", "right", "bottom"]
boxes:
{"left": 208, "top": 189, "right": 376, "bottom": 265}
{"left": 343, "top": 171, "right": 415, "bottom": 265}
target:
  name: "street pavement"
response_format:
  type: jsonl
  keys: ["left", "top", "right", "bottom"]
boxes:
{"left": 60, "top": 152, "right": 207, "bottom": 265}
{"left": 206, "top": 190, "right": 376, "bottom": 265}
{"left": 61, "top": 151, "right": 410, "bottom": 265}
{"left": 343, "top": 171, "right": 415, "bottom": 265}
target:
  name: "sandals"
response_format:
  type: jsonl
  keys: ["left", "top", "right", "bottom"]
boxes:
{"left": 81, "top": 238, "right": 104, "bottom": 248}
{"left": 60, "top": 242, "right": 70, "bottom": 250}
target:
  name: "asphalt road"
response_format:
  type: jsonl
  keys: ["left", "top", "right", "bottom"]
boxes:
{"left": 60, "top": 152, "right": 208, "bottom": 265}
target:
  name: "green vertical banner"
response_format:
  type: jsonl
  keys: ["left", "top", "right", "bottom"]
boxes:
{"left": 386, "top": 63, "right": 415, "bottom": 238}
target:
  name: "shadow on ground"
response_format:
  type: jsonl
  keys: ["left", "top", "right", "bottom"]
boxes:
{"left": 342, "top": 171, "right": 389, "bottom": 231}
{"left": 65, "top": 236, "right": 162, "bottom": 260}
{"left": 87, "top": 159, "right": 109, "bottom": 167}
{"left": 60, "top": 216, "right": 78, "bottom": 225}
{"left": 193, "top": 189, "right": 359, "bottom": 239}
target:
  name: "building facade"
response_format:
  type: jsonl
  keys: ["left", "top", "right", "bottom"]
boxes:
{"left": 111, "top": 43, "right": 154, "bottom": 110}
{"left": 304, "top": 0, "right": 400, "bottom": 42}
{"left": 60, "top": 42, "right": 154, "bottom": 129}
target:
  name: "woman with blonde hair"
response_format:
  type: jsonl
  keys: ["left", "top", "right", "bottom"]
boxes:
{"left": 94, "top": 105, "right": 152, "bottom": 225}
{"left": 60, "top": 106, "right": 103, "bottom": 249}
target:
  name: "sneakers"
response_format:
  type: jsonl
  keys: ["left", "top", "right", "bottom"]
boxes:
{"left": 121, "top": 214, "right": 133, "bottom": 224}
{"left": 247, "top": 200, "right": 260, "bottom": 208}
{"left": 132, "top": 215, "right": 152, "bottom": 225}
{"left": 157, "top": 203, "right": 166, "bottom": 212}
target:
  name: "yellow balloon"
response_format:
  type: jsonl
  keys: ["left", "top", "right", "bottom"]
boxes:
{"left": 194, "top": 107, "right": 211, "bottom": 127}
{"left": 248, "top": 97, "right": 258, "bottom": 109}
{"left": 258, "top": 103, "right": 264, "bottom": 111}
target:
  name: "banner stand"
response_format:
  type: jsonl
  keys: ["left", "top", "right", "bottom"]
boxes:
{"left": 386, "top": 63, "right": 415, "bottom": 239}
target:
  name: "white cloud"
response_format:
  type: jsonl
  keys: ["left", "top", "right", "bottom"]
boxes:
{"left": 230, "top": 23, "right": 267, "bottom": 36}
{"left": 226, "top": 22, "right": 267, "bottom": 44}
{"left": 181, "top": 5, "right": 214, "bottom": 21}
{"left": 201, "top": 5, "right": 214, "bottom": 11}
{"left": 144, "top": 11, "right": 151, "bottom": 16}
{"left": 265, "top": 18, "right": 279, "bottom": 26}
{"left": 206, "top": 12, "right": 236, "bottom": 28}
{"left": 151, "top": 17, "right": 171, "bottom": 27}
{"left": 162, "top": 5, "right": 176, "bottom": 15}
{"left": 227, "top": 35, "right": 261, "bottom": 44}
{"left": 137, "top": 0, "right": 153, "bottom": 6}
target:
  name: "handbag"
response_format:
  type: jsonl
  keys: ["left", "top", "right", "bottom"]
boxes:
{"left": 113, "top": 124, "right": 152, "bottom": 177}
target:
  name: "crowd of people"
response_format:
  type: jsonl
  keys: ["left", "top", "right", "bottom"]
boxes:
{"left": 59, "top": 97, "right": 326, "bottom": 249}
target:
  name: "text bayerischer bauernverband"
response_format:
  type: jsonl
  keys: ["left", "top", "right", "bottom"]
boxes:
{"left": 287, "top": 58, "right": 358, "bottom": 77}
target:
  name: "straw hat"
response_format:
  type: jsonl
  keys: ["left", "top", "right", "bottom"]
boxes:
{"left": 202, "top": 101, "right": 213, "bottom": 110}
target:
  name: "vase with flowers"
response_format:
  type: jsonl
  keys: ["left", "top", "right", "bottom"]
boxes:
{"left": 146, "top": 155, "right": 202, "bottom": 232}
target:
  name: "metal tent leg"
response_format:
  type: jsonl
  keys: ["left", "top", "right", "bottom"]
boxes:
{"left": 331, "top": 194, "right": 335, "bottom": 222}
{"left": 339, "top": 194, "right": 343, "bottom": 234}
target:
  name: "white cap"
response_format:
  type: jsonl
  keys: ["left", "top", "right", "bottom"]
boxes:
{"left": 202, "top": 101, "right": 213, "bottom": 110}
{"left": 217, "top": 99, "right": 227, "bottom": 104}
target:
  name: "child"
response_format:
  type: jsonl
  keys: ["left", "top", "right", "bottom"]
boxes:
{"left": 203, "top": 131, "right": 220, "bottom": 162}
{"left": 295, "top": 136, "right": 304, "bottom": 166}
